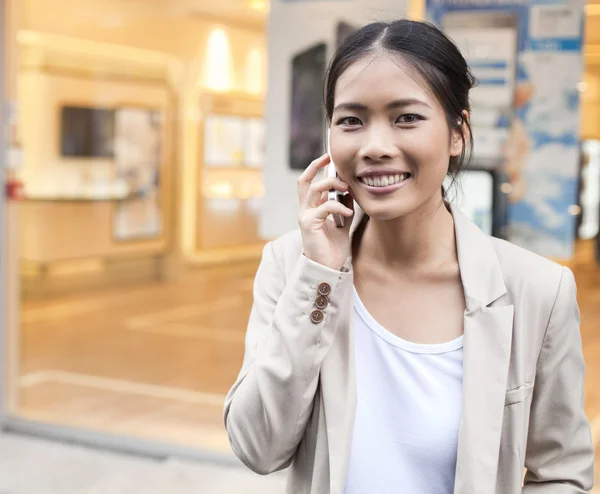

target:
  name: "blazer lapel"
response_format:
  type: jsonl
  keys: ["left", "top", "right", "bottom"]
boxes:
{"left": 321, "top": 209, "right": 364, "bottom": 494}
{"left": 451, "top": 206, "right": 514, "bottom": 494}
{"left": 321, "top": 310, "right": 355, "bottom": 494}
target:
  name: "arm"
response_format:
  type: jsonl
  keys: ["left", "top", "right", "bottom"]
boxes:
{"left": 224, "top": 240, "right": 352, "bottom": 474}
{"left": 523, "top": 267, "right": 595, "bottom": 493}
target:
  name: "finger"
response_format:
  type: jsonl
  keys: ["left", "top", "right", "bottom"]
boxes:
{"left": 307, "top": 200, "right": 354, "bottom": 221}
{"left": 317, "top": 191, "right": 328, "bottom": 206}
{"left": 297, "top": 153, "right": 330, "bottom": 183}
{"left": 297, "top": 154, "right": 330, "bottom": 201}
{"left": 305, "top": 177, "right": 348, "bottom": 207}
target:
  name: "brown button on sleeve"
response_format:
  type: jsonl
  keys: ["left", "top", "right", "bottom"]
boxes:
{"left": 317, "top": 282, "right": 331, "bottom": 296}
{"left": 315, "top": 295, "right": 329, "bottom": 310}
{"left": 310, "top": 310, "right": 324, "bottom": 324}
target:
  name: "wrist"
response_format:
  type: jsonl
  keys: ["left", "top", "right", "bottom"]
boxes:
{"left": 302, "top": 253, "right": 345, "bottom": 272}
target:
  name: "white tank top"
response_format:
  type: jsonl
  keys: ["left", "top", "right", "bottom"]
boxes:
{"left": 344, "top": 287, "right": 464, "bottom": 494}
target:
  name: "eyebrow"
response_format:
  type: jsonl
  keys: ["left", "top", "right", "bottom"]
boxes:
{"left": 333, "top": 98, "right": 431, "bottom": 113}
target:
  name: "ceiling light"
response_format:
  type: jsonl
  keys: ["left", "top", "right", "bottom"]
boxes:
{"left": 248, "top": 0, "right": 269, "bottom": 14}
{"left": 586, "top": 4, "right": 600, "bottom": 16}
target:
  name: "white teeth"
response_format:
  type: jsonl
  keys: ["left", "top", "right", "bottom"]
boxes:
{"left": 360, "top": 174, "right": 409, "bottom": 187}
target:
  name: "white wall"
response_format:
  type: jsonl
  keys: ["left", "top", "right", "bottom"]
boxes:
{"left": 260, "top": 0, "right": 408, "bottom": 240}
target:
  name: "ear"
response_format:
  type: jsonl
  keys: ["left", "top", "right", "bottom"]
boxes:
{"left": 450, "top": 110, "right": 470, "bottom": 157}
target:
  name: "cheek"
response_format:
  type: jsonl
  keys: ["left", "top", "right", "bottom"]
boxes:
{"left": 405, "top": 127, "right": 451, "bottom": 179}
{"left": 331, "top": 149, "right": 355, "bottom": 181}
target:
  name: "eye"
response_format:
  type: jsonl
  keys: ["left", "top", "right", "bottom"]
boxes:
{"left": 338, "top": 116, "right": 362, "bottom": 127}
{"left": 396, "top": 114, "right": 423, "bottom": 124}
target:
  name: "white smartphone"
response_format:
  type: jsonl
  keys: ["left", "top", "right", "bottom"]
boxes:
{"left": 326, "top": 128, "right": 345, "bottom": 228}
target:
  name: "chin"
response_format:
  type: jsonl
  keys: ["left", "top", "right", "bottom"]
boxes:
{"left": 358, "top": 199, "right": 417, "bottom": 222}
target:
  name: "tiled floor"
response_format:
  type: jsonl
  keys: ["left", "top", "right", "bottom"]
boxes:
{"left": 17, "top": 261, "right": 260, "bottom": 453}
{"left": 0, "top": 430, "right": 286, "bottom": 494}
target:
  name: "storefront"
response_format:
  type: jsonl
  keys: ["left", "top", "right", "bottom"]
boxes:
{"left": 1, "top": 0, "right": 599, "bottom": 471}
{"left": 1, "top": 0, "right": 268, "bottom": 462}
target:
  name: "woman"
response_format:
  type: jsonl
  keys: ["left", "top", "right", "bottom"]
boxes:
{"left": 224, "top": 20, "right": 594, "bottom": 494}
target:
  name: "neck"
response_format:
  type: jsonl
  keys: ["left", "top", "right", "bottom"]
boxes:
{"left": 358, "top": 197, "right": 457, "bottom": 270}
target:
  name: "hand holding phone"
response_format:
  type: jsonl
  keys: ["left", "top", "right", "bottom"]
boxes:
{"left": 296, "top": 141, "right": 354, "bottom": 271}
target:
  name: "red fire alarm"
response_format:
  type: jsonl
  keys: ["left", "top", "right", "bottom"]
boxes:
{"left": 5, "top": 179, "right": 24, "bottom": 200}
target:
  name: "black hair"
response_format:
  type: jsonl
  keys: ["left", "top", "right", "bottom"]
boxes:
{"left": 324, "top": 19, "right": 476, "bottom": 192}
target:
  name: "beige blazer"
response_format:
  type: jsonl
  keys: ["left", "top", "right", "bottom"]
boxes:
{"left": 224, "top": 205, "right": 594, "bottom": 494}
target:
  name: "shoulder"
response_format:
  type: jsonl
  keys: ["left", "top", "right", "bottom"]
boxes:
{"left": 489, "top": 236, "right": 571, "bottom": 303}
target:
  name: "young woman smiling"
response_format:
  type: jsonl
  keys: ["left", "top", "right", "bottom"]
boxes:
{"left": 224, "top": 19, "right": 594, "bottom": 494}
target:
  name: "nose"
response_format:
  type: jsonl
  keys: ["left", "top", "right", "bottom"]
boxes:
{"left": 358, "top": 125, "right": 398, "bottom": 163}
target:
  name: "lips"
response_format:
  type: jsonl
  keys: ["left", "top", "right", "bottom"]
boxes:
{"left": 358, "top": 173, "right": 411, "bottom": 188}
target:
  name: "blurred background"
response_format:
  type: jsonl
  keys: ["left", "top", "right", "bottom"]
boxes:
{"left": 0, "top": 0, "right": 599, "bottom": 492}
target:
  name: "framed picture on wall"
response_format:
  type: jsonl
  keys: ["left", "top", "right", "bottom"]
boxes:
{"left": 112, "top": 106, "right": 164, "bottom": 241}
{"left": 203, "top": 114, "right": 265, "bottom": 168}
{"left": 289, "top": 42, "right": 327, "bottom": 170}
{"left": 204, "top": 114, "right": 245, "bottom": 167}
{"left": 243, "top": 117, "right": 265, "bottom": 168}
{"left": 336, "top": 21, "right": 359, "bottom": 49}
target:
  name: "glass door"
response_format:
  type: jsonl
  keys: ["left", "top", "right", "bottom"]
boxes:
{"left": 4, "top": 0, "right": 267, "bottom": 460}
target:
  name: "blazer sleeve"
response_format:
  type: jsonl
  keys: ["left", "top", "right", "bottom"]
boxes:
{"left": 523, "top": 266, "right": 595, "bottom": 493}
{"left": 223, "top": 240, "right": 353, "bottom": 475}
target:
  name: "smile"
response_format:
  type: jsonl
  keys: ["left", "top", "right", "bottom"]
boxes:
{"left": 358, "top": 173, "right": 411, "bottom": 194}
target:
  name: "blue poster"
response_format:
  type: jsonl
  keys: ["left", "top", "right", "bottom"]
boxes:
{"left": 427, "top": 0, "right": 585, "bottom": 258}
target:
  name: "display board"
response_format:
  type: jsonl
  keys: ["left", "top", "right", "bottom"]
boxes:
{"left": 428, "top": 0, "right": 586, "bottom": 258}
{"left": 204, "top": 114, "right": 265, "bottom": 168}
{"left": 113, "top": 107, "right": 164, "bottom": 241}
{"left": 579, "top": 140, "right": 600, "bottom": 241}
{"left": 196, "top": 92, "right": 265, "bottom": 253}
{"left": 442, "top": 12, "right": 518, "bottom": 164}
{"left": 445, "top": 169, "right": 498, "bottom": 236}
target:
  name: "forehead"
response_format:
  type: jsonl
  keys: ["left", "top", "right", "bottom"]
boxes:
{"left": 334, "top": 53, "right": 437, "bottom": 108}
